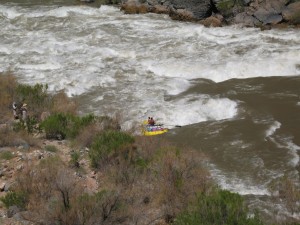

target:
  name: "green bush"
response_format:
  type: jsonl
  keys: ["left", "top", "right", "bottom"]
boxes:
{"left": 15, "top": 83, "right": 51, "bottom": 118}
{"left": 89, "top": 130, "right": 135, "bottom": 168}
{"left": 174, "top": 189, "right": 264, "bottom": 225}
{"left": 13, "top": 116, "right": 39, "bottom": 134}
{"left": 44, "top": 145, "right": 58, "bottom": 153}
{"left": 0, "top": 191, "right": 27, "bottom": 209}
{"left": 70, "top": 151, "right": 80, "bottom": 168}
{"left": 40, "top": 113, "right": 95, "bottom": 140}
{"left": 0, "top": 151, "right": 14, "bottom": 160}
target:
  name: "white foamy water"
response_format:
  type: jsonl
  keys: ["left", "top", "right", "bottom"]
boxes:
{"left": 1, "top": 4, "right": 299, "bottom": 128}
{"left": 209, "top": 163, "right": 271, "bottom": 196}
{"left": 265, "top": 121, "right": 281, "bottom": 138}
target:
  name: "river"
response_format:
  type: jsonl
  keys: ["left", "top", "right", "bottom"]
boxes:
{"left": 1, "top": 1, "right": 300, "bottom": 223}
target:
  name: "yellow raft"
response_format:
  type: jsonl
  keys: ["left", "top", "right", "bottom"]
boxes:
{"left": 142, "top": 121, "right": 168, "bottom": 136}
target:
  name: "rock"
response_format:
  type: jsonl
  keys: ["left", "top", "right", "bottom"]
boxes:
{"left": 253, "top": 9, "right": 282, "bottom": 24}
{"left": 13, "top": 138, "right": 30, "bottom": 150}
{"left": 169, "top": 0, "right": 212, "bottom": 20}
{"left": 234, "top": 12, "right": 260, "bottom": 26}
{"left": 200, "top": 15, "right": 223, "bottom": 27}
{"left": 7, "top": 205, "right": 21, "bottom": 218}
{"left": 121, "top": 0, "right": 149, "bottom": 14}
{"left": 282, "top": 2, "right": 300, "bottom": 24}
{"left": 16, "top": 164, "right": 24, "bottom": 171}
{"left": 264, "top": 14, "right": 282, "bottom": 25}
{"left": 150, "top": 4, "right": 170, "bottom": 14}
{"left": 0, "top": 182, "right": 6, "bottom": 192}
{"left": 0, "top": 147, "right": 12, "bottom": 153}
{"left": 169, "top": 7, "right": 195, "bottom": 21}
{"left": 80, "top": 0, "right": 94, "bottom": 2}
{"left": 4, "top": 182, "right": 14, "bottom": 192}
{"left": 250, "top": 0, "right": 286, "bottom": 24}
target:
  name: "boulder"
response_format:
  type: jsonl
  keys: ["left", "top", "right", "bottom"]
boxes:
{"left": 282, "top": 1, "right": 300, "bottom": 24}
{"left": 7, "top": 205, "right": 21, "bottom": 218}
{"left": 149, "top": 4, "right": 170, "bottom": 14}
{"left": 200, "top": 15, "right": 223, "bottom": 27}
{"left": 0, "top": 182, "right": 6, "bottom": 192}
{"left": 120, "top": 0, "right": 149, "bottom": 14}
{"left": 169, "top": 0, "right": 212, "bottom": 20}
{"left": 251, "top": 0, "right": 287, "bottom": 24}
{"left": 234, "top": 12, "right": 261, "bottom": 26}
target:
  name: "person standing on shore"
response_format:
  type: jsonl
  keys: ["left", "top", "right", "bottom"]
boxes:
{"left": 12, "top": 102, "right": 19, "bottom": 119}
{"left": 20, "top": 103, "right": 28, "bottom": 121}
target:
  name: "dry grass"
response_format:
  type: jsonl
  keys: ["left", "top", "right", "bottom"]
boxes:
{"left": 0, "top": 126, "right": 40, "bottom": 148}
{"left": 51, "top": 91, "right": 78, "bottom": 115}
{"left": 93, "top": 136, "right": 211, "bottom": 224}
{"left": 0, "top": 72, "right": 18, "bottom": 122}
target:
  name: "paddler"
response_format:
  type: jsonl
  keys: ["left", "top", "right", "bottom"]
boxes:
{"left": 149, "top": 117, "right": 155, "bottom": 126}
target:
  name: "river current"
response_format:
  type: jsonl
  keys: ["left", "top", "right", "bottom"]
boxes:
{"left": 1, "top": 1, "right": 300, "bottom": 223}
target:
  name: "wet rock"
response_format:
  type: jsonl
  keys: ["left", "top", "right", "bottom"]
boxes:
{"left": 149, "top": 4, "right": 170, "bottom": 14}
{"left": 264, "top": 14, "right": 282, "bottom": 25}
{"left": 169, "top": 0, "right": 212, "bottom": 20}
{"left": 200, "top": 15, "right": 223, "bottom": 27}
{"left": 282, "top": 2, "right": 300, "bottom": 24}
{"left": 80, "top": 0, "right": 94, "bottom": 2}
{"left": 121, "top": 0, "right": 149, "bottom": 14}
{"left": 234, "top": 12, "right": 260, "bottom": 26}
{"left": 253, "top": 8, "right": 283, "bottom": 25}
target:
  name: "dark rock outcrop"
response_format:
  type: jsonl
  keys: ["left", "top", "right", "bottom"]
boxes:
{"left": 169, "top": 0, "right": 212, "bottom": 20}
{"left": 282, "top": 1, "right": 300, "bottom": 24}
{"left": 120, "top": 0, "right": 300, "bottom": 27}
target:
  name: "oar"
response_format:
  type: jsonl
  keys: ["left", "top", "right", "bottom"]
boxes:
{"left": 158, "top": 124, "right": 182, "bottom": 128}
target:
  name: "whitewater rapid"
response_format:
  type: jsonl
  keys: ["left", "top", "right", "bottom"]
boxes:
{"left": 1, "top": 4, "right": 300, "bottom": 129}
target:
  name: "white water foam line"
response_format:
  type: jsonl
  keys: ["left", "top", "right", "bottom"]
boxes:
{"left": 265, "top": 121, "right": 281, "bottom": 138}
{"left": 208, "top": 163, "right": 271, "bottom": 196}
{"left": 268, "top": 136, "right": 300, "bottom": 167}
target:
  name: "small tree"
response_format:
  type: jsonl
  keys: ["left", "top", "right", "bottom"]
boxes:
{"left": 89, "top": 130, "right": 135, "bottom": 169}
{"left": 174, "top": 189, "right": 264, "bottom": 225}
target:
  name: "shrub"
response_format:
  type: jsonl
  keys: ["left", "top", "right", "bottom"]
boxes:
{"left": 0, "top": 151, "right": 14, "bottom": 160}
{"left": 70, "top": 151, "right": 80, "bottom": 168}
{"left": 0, "top": 191, "right": 27, "bottom": 209}
{"left": 68, "top": 190, "right": 125, "bottom": 225}
{"left": 44, "top": 145, "right": 58, "bottom": 153}
{"left": 15, "top": 83, "right": 51, "bottom": 119}
{"left": 0, "top": 72, "right": 17, "bottom": 122}
{"left": 51, "top": 91, "right": 77, "bottom": 115}
{"left": 89, "top": 130, "right": 135, "bottom": 169}
{"left": 174, "top": 189, "right": 264, "bottom": 225}
{"left": 40, "top": 113, "right": 95, "bottom": 140}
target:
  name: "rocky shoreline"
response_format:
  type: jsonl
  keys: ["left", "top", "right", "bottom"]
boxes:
{"left": 120, "top": 0, "right": 300, "bottom": 28}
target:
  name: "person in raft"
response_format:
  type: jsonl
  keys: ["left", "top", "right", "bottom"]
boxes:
{"left": 149, "top": 117, "right": 155, "bottom": 126}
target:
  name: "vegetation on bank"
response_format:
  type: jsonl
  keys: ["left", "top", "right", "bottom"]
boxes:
{"left": 0, "top": 72, "right": 297, "bottom": 224}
